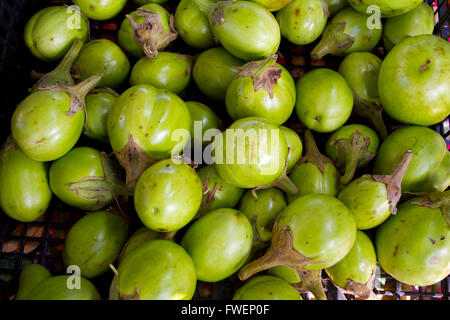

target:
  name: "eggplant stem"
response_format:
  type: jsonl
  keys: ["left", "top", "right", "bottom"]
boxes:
{"left": 365, "top": 150, "right": 413, "bottom": 214}
{"left": 330, "top": 130, "right": 376, "bottom": 185}
{"left": 239, "top": 223, "right": 326, "bottom": 299}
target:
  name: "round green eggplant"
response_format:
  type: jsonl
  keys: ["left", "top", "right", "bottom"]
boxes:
{"left": 27, "top": 276, "right": 101, "bottom": 300}
{"left": 311, "top": 7, "right": 383, "bottom": 60}
{"left": 347, "top": 0, "right": 423, "bottom": 18}
{"left": 49, "top": 147, "right": 124, "bottom": 211}
{"left": 0, "top": 138, "right": 52, "bottom": 222}
{"left": 134, "top": 159, "right": 203, "bottom": 232}
{"left": 287, "top": 130, "right": 341, "bottom": 203}
{"left": 240, "top": 193, "right": 357, "bottom": 291}
{"left": 175, "top": 0, "right": 216, "bottom": 49}
{"left": 238, "top": 188, "right": 287, "bottom": 246}
{"left": 326, "top": 231, "right": 377, "bottom": 296}
{"left": 295, "top": 68, "right": 353, "bottom": 133}
{"left": 118, "top": 3, "right": 177, "bottom": 58}
{"left": 249, "top": 0, "right": 292, "bottom": 11}
{"left": 118, "top": 227, "right": 165, "bottom": 264}
{"left": 16, "top": 264, "right": 52, "bottom": 300}
{"left": 277, "top": 0, "right": 328, "bottom": 45}
{"left": 239, "top": 194, "right": 356, "bottom": 300}
{"left": 208, "top": 1, "right": 281, "bottom": 60}
{"left": 326, "top": 0, "right": 349, "bottom": 15}
{"left": 280, "top": 126, "right": 303, "bottom": 172}
{"left": 338, "top": 177, "right": 391, "bottom": 230}
{"left": 338, "top": 52, "right": 386, "bottom": 137}
{"left": 225, "top": 56, "right": 296, "bottom": 126}
{"left": 197, "top": 165, "right": 245, "bottom": 212}
{"left": 213, "top": 117, "right": 288, "bottom": 189}
{"left": 383, "top": 2, "right": 434, "bottom": 52}
{"left": 114, "top": 240, "right": 196, "bottom": 300}
{"left": 73, "top": 39, "right": 130, "bottom": 89}
{"left": 73, "top": 0, "right": 127, "bottom": 20}
{"left": 108, "top": 84, "right": 191, "bottom": 160}
{"left": 233, "top": 275, "right": 302, "bottom": 300}
{"left": 24, "top": 6, "right": 89, "bottom": 61}
{"left": 193, "top": 47, "right": 245, "bottom": 101}
{"left": 339, "top": 52, "right": 382, "bottom": 104}
{"left": 281, "top": 194, "right": 357, "bottom": 269}
{"left": 130, "top": 52, "right": 194, "bottom": 94}
{"left": 84, "top": 90, "right": 118, "bottom": 143}
{"left": 64, "top": 211, "right": 128, "bottom": 278}
{"left": 288, "top": 163, "right": 341, "bottom": 203}
{"left": 378, "top": 35, "right": 450, "bottom": 126}
{"left": 11, "top": 75, "right": 102, "bottom": 162}
{"left": 373, "top": 126, "right": 447, "bottom": 193}
{"left": 376, "top": 194, "right": 450, "bottom": 286}
{"left": 186, "top": 101, "right": 221, "bottom": 147}
{"left": 181, "top": 208, "right": 253, "bottom": 282}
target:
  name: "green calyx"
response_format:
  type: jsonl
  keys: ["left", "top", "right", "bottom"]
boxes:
{"left": 364, "top": 150, "right": 414, "bottom": 215}
{"left": 310, "top": 22, "right": 355, "bottom": 60}
{"left": 39, "top": 73, "right": 103, "bottom": 118}
{"left": 294, "top": 130, "right": 335, "bottom": 174}
{"left": 195, "top": 172, "right": 220, "bottom": 219}
{"left": 126, "top": 8, "right": 178, "bottom": 59}
{"left": 352, "top": 91, "right": 388, "bottom": 140}
{"left": 209, "top": 0, "right": 235, "bottom": 28}
{"left": 239, "top": 222, "right": 327, "bottom": 300}
{"left": 68, "top": 153, "right": 128, "bottom": 211}
{"left": 31, "top": 39, "right": 84, "bottom": 93}
{"left": 338, "top": 272, "right": 377, "bottom": 300}
{"left": 235, "top": 54, "right": 282, "bottom": 99}
{"left": 411, "top": 191, "right": 450, "bottom": 227}
{"left": 114, "top": 135, "right": 159, "bottom": 193}
{"left": 330, "top": 130, "right": 377, "bottom": 185}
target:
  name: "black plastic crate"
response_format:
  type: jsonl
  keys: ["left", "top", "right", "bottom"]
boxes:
{"left": 0, "top": 0, "right": 449, "bottom": 300}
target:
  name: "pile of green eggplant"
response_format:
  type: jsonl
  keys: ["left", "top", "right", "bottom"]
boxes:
{"left": 0, "top": 0, "right": 448, "bottom": 300}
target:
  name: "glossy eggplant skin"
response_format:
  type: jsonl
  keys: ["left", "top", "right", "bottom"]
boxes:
{"left": 373, "top": 126, "right": 447, "bottom": 193}
{"left": 295, "top": 68, "right": 353, "bottom": 133}
{"left": 134, "top": 159, "right": 203, "bottom": 232}
{"left": 63, "top": 211, "right": 128, "bottom": 279}
{"left": 0, "top": 138, "right": 52, "bottom": 222}
{"left": 181, "top": 208, "right": 253, "bottom": 282}
{"left": 193, "top": 47, "right": 245, "bottom": 101}
{"left": 378, "top": 35, "right": 450, "bottom": 126}
{"left": 277, "top": 0, "right": 328, "bottom": 45}
{"left": 175, "top": 0, "right": 216, "bottom": 49}
{"left": 376, "top": 195, "right": 450, "bottom": 286}
{"left": 383, "top": 2, "right": 435, "bottom": 52}
{"left": 130, "top": 53, "right": 194, "bottom": 94}
{"left": 326, "top": 231, "right": 377, "bottom": 289}
{"left": 114, "top": 240, "right": 197, "bottom": 300}
{"left": 209, "top": 1, "right": 281, "bottom": 60}
{"left": 24, "top": 6, "right": 89, "bottom": 61}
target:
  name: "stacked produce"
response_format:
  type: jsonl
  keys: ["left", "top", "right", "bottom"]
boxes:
{"left": 0, "top": 0, "right": 448, "bottom": 300}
